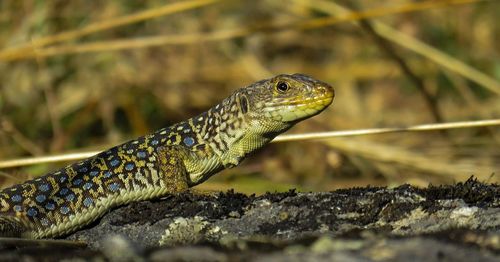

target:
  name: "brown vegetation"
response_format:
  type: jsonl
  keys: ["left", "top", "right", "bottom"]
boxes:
{"left": 0, "top": 0, "right": 498, "bottom": 192}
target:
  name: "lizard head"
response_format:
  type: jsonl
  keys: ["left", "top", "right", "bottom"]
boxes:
{"left": 240, "top": 73, "right": 334, "bottom": 134}
{"left": 183, "top": 74, "right": 334, "bottom": 184}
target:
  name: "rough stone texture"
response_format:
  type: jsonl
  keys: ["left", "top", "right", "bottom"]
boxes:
{"left": 0, "top": 177, "right": 498, "bottom": 261}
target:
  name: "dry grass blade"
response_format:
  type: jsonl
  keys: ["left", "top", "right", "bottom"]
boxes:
{"left": 0, "top": 171, "right": 22, "bottom": 182}
{"left": 1, "top": 0, "right": 484, "bottom": 61}
{"left": 0, "top": 0, "right": 221, "bottom": 61}
{"left": 0, "top": 152, "right": 100, "bottom": 169}
{"left": 296, "top": 0, "right": 500, "bottom": 95}
{"left": 297, "top": 0, "right": 486, "bottom": 29}
{"left": 274, "top": 119, "right": 500, "bottom": 142}
{"left": 26, "top": 28, "right": 254, "bottom": 59}
{"left": 0, "top": 119, "right": 498, "bottom": 169}
{"left": 324, "top": 138, "right": 498, "bottom": 182}
{"left": 1, "top": 118, "right": 44, "bottom": 156}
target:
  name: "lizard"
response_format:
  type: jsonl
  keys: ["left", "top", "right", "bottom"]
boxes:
{"left": 0, "top": 73, "right": 334, "bottom": 239}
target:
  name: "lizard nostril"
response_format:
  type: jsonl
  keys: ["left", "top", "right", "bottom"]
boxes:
{"left": 316, "top": 85, "right": 327, "bottom": 94}
{"left": 318, "top": 84, "right": 334, "bottom": 97}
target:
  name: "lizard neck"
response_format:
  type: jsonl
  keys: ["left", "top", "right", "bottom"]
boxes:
{"left": 202, "top": 92, "right": 287, "bottom": 168}
{"left": 161, "top": 91, "right": 291, "bottom": 185}
{"left": 203, "top": 92, "right": 294, "bottom": 163}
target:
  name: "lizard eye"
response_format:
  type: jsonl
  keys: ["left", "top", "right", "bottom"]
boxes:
{"left": 276, "top": 81, "right": 289, "bottom": 93}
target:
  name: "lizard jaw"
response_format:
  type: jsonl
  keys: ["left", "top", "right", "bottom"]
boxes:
{"left": 263, "top": 94, "right": 334, "bottom": 122}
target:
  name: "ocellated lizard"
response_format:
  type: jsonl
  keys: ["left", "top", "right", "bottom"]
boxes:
{"left": 0, "top": 74, "right": 334, "bottom": 239}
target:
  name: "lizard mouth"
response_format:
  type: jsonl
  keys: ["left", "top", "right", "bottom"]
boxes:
{"left": 265, "top": 89, "right": 334, "bottom": 107}
{"left": 264, "top": 94, "right": 334, "bottom": 122}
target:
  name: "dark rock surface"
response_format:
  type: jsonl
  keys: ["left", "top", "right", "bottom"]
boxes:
{"left": 0, "top": 177, "right": 498, "bottom": 261}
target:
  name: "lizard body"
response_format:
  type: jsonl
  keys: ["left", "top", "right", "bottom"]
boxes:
{"left": 0, "top": 74, "right": 334, "bottom": 239}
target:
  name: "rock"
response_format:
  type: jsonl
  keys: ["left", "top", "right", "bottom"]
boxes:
{"left": 0, "top": 177, "right": 498, "bottom": 261}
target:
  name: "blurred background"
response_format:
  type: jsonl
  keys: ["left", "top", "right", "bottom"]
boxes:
{"left": 0, "top": 0, "right": 499, "bottom": 193}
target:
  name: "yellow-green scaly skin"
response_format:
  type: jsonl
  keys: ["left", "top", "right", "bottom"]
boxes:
{"left": 0, "top": 74, "right": 334, "bottom": 239}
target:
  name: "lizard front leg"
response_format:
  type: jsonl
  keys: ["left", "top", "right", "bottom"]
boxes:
{"left": 155, "top": 146, "right": 191, "bottom": 193}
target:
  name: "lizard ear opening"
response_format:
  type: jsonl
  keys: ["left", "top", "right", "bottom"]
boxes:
{"left": 239, "top": 95, "right": 249, "bottom": 114}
